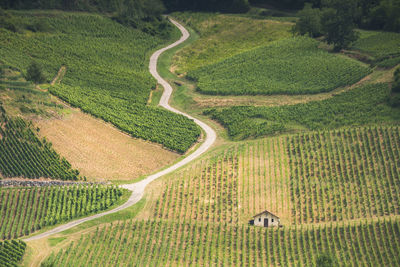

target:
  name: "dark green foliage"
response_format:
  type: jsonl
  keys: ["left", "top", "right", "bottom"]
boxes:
{"left": 316, "top": 253, "right": 337, "bottom": 266}
{"left": 0, "top": 240, "right": 26, "bottom": 266}
{"left": 393, "top": 68, "right": 400, "bottom": 93}
{"left": 0, "top": 185, "right": 124, "bottom": 239}
{"left": 293, "top": 3, "right": 322, "bottom": 37}
{"left": 389, "top": 95, "right": 400, "bottom": 107}
{"left": 321, "top": 0, "right": 359, "bottom": 51}
{"left": 25, "top": 61, "right": 46, "bottom": 84}
{"left": 367, "top": 0, "right": 400, "bottom": 32}
{"left": 163, "top": 0, "right": 249, "bottom": 13}
{"left": 0, "top": 104, "right": 80, "bottom": 180}
{"left": 206, "top": 83, "right": 400, "bottom": 139}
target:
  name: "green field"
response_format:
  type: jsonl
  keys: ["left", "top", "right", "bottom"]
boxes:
{"left": 0, "top": 11, "right": 200, "bottom": 153}
{"left": 352, "top": 30, "right": 400, "bottom": 67}
{"left": 40, "top": 126, "right": 400, "bottom": 266}
{"left": 40, "top": 218, "right": 400, "bottom": 266}
{"left": 171, "top": 12, "right": 293, "bottom": 74}
{"left": 188, "top": 37, "right": 371, "bottom": 95}
{"left": 0, "top": 103, "right": 79, "bottom": 180}
{"left": 0, "top": 185, "right": 124, "bottom": 240}
{"left": 206, "top": 83, "right": 400, "bottom": 139}
{"left": 0, "top": 239, "right": 26, "bottom": 266}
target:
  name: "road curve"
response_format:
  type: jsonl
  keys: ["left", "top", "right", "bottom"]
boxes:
{"left": 24, "top": 18, "right": 216, "bottom": 242}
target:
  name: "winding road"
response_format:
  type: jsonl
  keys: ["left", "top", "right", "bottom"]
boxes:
{"left": 24, "top": 18, "right": 216, "bottom": 242}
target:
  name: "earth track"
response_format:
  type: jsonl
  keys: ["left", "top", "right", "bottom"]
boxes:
{"left": 24, "top": 18, "right": 216, "bottom": 242}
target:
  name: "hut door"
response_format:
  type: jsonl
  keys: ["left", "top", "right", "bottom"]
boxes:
{"left": 264, "top": 218, "right": 268, "bottom": 227}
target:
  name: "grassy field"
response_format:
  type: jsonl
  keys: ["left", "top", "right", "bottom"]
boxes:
{"left": 39, "top": 126, "right": 400, "bottom": 266}
{"left": 0, "top": 11, "right": 200, "bottom": 153}
{"left": 206, "top": 83, "right": 400, "bottom": 139}
{"left": 171, "top": 12, "right": 293, "bottom": 74}
{"left": 0, "top": 185, "right": 125, "bottom": 240}
{"left": 188, "top": 37, "right": 370, "bottom": 95}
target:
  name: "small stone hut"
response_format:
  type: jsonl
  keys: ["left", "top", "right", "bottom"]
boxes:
{"left": 252, "top": 210, "right": 280, "bottom": 227}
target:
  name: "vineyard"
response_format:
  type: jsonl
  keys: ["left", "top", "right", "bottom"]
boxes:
{"left": 206, "top": 83, "right": 400, "bottom": 139}
{"left": 40, "top": 217, "right": 400, "bottom": 266}
{"left": 187, "top": 37, "right": 371, "bottom": 95}
{"left": 0, "top": 11, "right": 200, "bottom": 153}
{"left": 0, "top": 185, "right": 124, "bottom": 240}
{"left": 0, "top": 103, "right": 79, "bottom": 180}
{"left": 143, "top": 126, "right": 400, "bottom": 225}
{"left": 171, "top": 12, "right": 293, "bottom": 74}
{"left": 37, "top": 126, "right": 400, "bottom": 266}
{"left": 0, "top": 239, "right": 26, "bottom": 266}
{"left": 352, "top": 30, "right": 400, "bottom": 67}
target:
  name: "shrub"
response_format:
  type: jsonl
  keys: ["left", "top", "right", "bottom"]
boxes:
{"left": 25, "top": 61, "right": 46, "bottom": 84}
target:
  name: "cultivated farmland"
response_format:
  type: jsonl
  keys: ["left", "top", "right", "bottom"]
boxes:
{"left": 188, "top": 37, "right": 370, "bottom": 95}
{"left": 0, "top": 239, "right": 26, "bottom": 266}
{"left": 206, "top": 83, "right": 400, "bottom": 139}
{"left": 0, "top": 103, "right": 79, "bottom": 180}
{"left": 352, "top": 30, "right": 400, "bottom": 67}
{"left": 40, "top": 218, "right": 400, "bottom": 266}
{"left": 0, "top": 185, "right": 124, "bottom": 240}
{"left": 0, "top": 11, "right": 200, "bottom": 153}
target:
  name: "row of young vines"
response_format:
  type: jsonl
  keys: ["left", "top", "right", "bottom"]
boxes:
{"left": 41, "top": 218, "right": 400, "bottom": 266}
{"left": 146, "top": 126, "right": 399, "bottom": 226}
{"left": 0, "top": 239, "right": 26, "bottom": 267}
{"left": 0, "top": 185, "right": 124, "bottom": 240}
{"left": 0, "top": 103, "right": 79, "bottom": 180}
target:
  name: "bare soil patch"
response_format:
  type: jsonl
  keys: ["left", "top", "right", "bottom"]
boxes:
{"left": 35, "top": 111, "right": 179, "bottom": 181}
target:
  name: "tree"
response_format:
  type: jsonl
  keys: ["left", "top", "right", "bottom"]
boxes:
{"left": 321, "top": 0, "right": 359, "bottom": 51}
{"left": 294, "top": 3, "right": 323, "bottom": 37}
{"left": 26, "top": 61, "right": 46, "bottom": 84}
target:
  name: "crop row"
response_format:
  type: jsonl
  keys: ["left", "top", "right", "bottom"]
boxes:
{"left": 0, "top": 240, "right": 26, "bottom": 267}
{"left": 0, "top": 12, "right": 200, "bottom": 153}
{"left": 146, "top": 126, "right": 399, "bottom": 226}
{"left": 0, "top": 185, "right": 124, "bottom": 240}
{"left": 188, "top": 37, "right": 370, "bottom": 95}
{"left": 206, "top": 83, "right": 399, "bottom": 139}
{"left": 289, "top": 126, "right": 400, "bottom": 224}
{"left": 0, "top": 104, "right": 79, "bottom": 180}
{"left": 41, "top": 218, "right": 400, "bottom": 266}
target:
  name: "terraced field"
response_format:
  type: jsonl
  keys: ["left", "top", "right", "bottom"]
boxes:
{"left": 188, "top": 37, "right": 371, "bottom": 95}
{"left": 0, "top": 185, "right": 124, "bottom": 239}
{"left": 0, "top": 11, "right": 200, "bottom": 153}
{"left": 40, "top": 126, "right": 400, "bottom": 266}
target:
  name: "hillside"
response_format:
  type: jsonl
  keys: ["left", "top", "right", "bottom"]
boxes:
{"left": 0, "top": 6, "right": 399, "bottom": 267}
{"left": 0, "top": 10, "right": 200, "bottom": 153}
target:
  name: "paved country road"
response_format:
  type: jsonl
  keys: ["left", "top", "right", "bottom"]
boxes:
{"left": 24, "top": 18, "right": 216, "bottom": 242}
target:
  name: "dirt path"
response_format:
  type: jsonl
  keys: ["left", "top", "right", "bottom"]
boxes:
{"left": 24, "top": 18, "right": 216, "bottom": 242}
